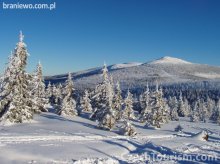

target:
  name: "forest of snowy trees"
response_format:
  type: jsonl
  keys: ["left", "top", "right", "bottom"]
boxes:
{"left": 0, "top": 32, "right": 220, "bottom": 136}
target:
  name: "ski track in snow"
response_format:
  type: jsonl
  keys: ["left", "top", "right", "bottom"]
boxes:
{"left": 0, "top": 134, "right": 174, "bottom": 144}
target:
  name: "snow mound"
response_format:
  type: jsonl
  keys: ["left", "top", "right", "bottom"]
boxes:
{"left": 150, "top": 56, "right": 192, "bottom": 65}
{"left": 192, "top": 130, "right": 208, "bottom": 141}
{"left": 110, "top": 62, "right": 142, "bottom": 69}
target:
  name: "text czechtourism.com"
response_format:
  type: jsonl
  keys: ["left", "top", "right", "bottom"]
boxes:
{"left": 2, "top": 2, "right": 56, "bottom": 10}
{"left": 126, "top": 153, "right": 219, "bottom": 162}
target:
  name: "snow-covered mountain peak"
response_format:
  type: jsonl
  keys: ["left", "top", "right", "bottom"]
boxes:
{"left": 110, "top": 62, "right": 142, "bottom": 69}
{"left": 150, "top": 56, "right": 192, "bottom": 65}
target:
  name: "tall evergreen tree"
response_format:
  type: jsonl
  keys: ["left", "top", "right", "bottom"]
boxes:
{"left": 148, "top": 86, "right": 168, "bottom": 128}
{"left": 112, "top": 82, "right": 123, "bottom": 120}
{"left": 46, "top": 82, "right": 52, "bottom": 100}
{"left": 81, "top": 90, "right": 92, "bottom": 112}
{"left": 211, "top": 100, "right": 220, "bottom": 123}
{"left": 177, "top": 92, "right": 186, "bottom": 117}
{"left": 50, "top": 84, "right": 57, "bottom": 105}
{"left": 183, "top": 98, "right": 191, "bottom": 117}
{"left": 0, "top": 31, "right": 33, "bottom": 123}
{"left": 54, "top": 83, "right": 63, "bottom": 107}
{"left": 139, "top": 83, "right": 151, "bottom": 122}
{"left": 198, "top": 99, "right": 208, "bottom": 122}
{"left": 32, "top": 62, "right": 48, "bottom": 113}
{"left": 206, "top": 96, "right": 215, "bottom": 120}
{"left": 122, "top": 90, "right": 135, "bottom": 120}
{"left": 90, "top": 64, "right": 115, "bottom": 120}
{"left": 58, "top": 73, "right": 78, "bottom": 117}
{"left": 190, "top": 102, "right": 200, "bottom": 122}
{"left": 169, "top": 97, "right": 179, "bottom": 121}
{"left": 90, "top": 63, "right": 116, "bottom": 130}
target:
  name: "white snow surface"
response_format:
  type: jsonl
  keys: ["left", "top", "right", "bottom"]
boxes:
{"left": 0, "top": 112, "right": 219, "bottom": 164}
{"left": 110, "top": 62, "right": 142, "bottom": 69}
{"left": 149, "top": 56, "right": 192, "bottom": 64}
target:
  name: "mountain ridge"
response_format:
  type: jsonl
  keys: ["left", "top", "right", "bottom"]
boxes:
{"left": 45, "top": 56, "right": 220, "bottom": 91}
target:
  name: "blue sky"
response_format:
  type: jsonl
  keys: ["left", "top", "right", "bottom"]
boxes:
{"left": 0, "top": 0, "right": 220, "bottom": 75}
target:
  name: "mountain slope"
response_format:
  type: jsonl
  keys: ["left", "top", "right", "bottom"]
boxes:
{"left": 45, "top": 56, "right": 220, "bottom": 90}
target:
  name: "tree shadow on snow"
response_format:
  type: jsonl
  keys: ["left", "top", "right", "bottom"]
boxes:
{"left": 86, "top": 146, "right": 127, "bottom": 164}
{"left": 40, "top": 113, "right": 102, "bottom": 131}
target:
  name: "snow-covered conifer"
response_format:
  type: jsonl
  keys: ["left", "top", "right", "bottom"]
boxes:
{"left": 198, "top": 99, "right": 208, "bottom": 122}
{"left": 211, "top": 100, "right": 220, "bottom": 123}
{"left": 122, "top": 90, "right": 135, "bottom": 120}
{"left": 207, "top": 97, "right": 216, "bottom": 120}
{"left": 31, "top": 62, "right": 48, "bottom": 113}
{"left": 190, "top": 102, "right": 200, "bottom": 122}
{"left": 169, "top": 97, "right": 179, "bottom": 121}
{"left": 120, "top": 120, "right": 137, "bottom": 136}
{"left": 146, "top": 85, "right": 168, "bottom": 128}
{"left": 46, "top": 82, "right": 52, "bottom": 99}
{"left": 58, "top": 73, "right": 77, "bottom": 117}
{"left": 112, "top": 82, "right": 123, "bottom": 120}
{"left": 81, "top": 90, "right": 92, "bottom": 112}
{"left": 90, "top": 63, "right": 115, "bottom": 123}
{"left": 0, "top": 32, "right": 33, "bottom": 123}
{"left": 55, "top": 83, "right": 63, "bottom": 106}
{"left": 98, "top": 111, "right": 116, "bottom": 130}
{"left": 177, "top": 92, "right": 186, "bottom": 117}
{"left": 159, "top": 87, "right": 169, "bottom": 123}
{"left": 139, "top": 83, "right": 151, "bottom": 123}
{"left": 183, "top": 98, "right": 191, "bottom": 117}
{"left": 50, "top": 84, "right": 57, "bottom": 105}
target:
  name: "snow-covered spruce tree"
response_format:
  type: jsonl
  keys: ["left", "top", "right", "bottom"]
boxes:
{"left": 98, "top": 66, "right": 116, "bottom": 130}
{"left": 112, "top": 82, "right": 123, "bottom": 120}
{"left": 207, "top": 96, "right": 216, "bottom": 120}
{"left": 169, "top": 97, "right": 179, "bottom": 121}
{"left": 139, "top": 83, "right": 151, "bottom": 123}
{"left": 81, "top": 89, "right": 92, "bottom": 112}
{"left": 120, "top": 120, "right": 137, "bottom": 136}
{"left": 139, "top": 83, "right": 150, "bottom": 110}
{"left": 31, "top": 62, "right": 48, "bottom": 113}
{"left": 177, "top": 92, "right": 186, "bottom": 117}
{"left": 183, "top": 98, "right": 191, "bottom": 117}
{"left": 90, "top": 63, "right": 116, "bottom": 130}
{"left": 122, "top": 90, "right": 135, "bottom": 120}
{"left": 54, "top": 83, "right": 63, "bottom": 107}
{"left": 58, "top": 73, "right": 78, "bottom": 117}
{"left": 190, "top": 102, "right": 200, "bottom": 122}
{"left": 90, "top": 64, "right": 113, "bottom": 117}
{"left": 211, "top": 100, "right": 220, "bottom": 123}
{"left": 46, "top": 82, "right": 52, "bottom": 100}
{"left": 98, "top": 110, "right": 116, "bottom": 130}
{"left": 158, "top": 87, "right": 169, "bottom": 123}
{"left": 0, "top": 32, "right": 33, "bottom": 123}
{"left": 198, "top": 99, "right": 208, "bottom": 122}
{"left": 50, "top": 84, "right": 57, "bottom": 105}
{"left": 147, "top": 86, "right": 169, "bottom": 128}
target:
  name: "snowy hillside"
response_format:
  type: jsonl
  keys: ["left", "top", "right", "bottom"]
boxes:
{"left": 110, "top": 62, "right": 142, "bottom": 69}
{"left": 45, "top": 56, "right": 220, "bottom": 91}
{"left": 0, "top": 112, "right": 219, "bottom": 163}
